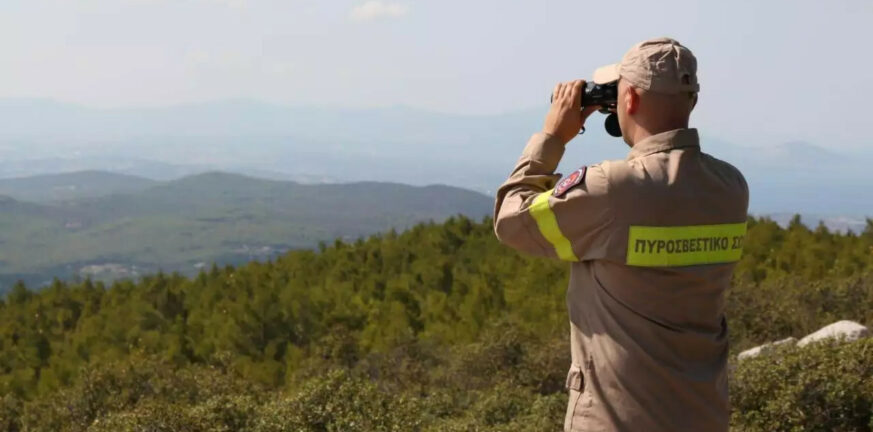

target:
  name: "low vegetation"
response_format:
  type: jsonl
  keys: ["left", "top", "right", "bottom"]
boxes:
{"left": 0, "top": 215, "right": 871, "bottom": 430}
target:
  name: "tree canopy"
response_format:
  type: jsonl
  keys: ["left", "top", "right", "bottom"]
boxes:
{"left": 1, "top": 215, "right": 872, "bottom": 430}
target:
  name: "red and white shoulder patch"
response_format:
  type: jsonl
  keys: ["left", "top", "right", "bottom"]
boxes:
{"left": 553, "top": 166, "right": 587, "bottom": 197}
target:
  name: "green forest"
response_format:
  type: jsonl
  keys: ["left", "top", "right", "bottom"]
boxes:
{"left": 1, "top": 215, "right": 872, "bottom": 431}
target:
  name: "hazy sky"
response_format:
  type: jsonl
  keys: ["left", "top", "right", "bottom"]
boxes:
{"left": 1, "top": 0, "right": 871, "bottom": 149}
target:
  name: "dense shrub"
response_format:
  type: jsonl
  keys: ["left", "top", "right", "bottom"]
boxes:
{"left": 2, "top": 334, "right": 873, "bottom": 431}
{"left": 731, "top": 338, "right": 873, "bottom": 431}
{"left": 1, "top": 216, "right": 872, "bottom": 430}
{"left": 255, "top": 369, "right": 425, "bottom": 432}
{"left": 13, "top": 356, "right": 261, "bottom": 432}
{"left": 727, "top": 274, "right": 873, "bottom": 352}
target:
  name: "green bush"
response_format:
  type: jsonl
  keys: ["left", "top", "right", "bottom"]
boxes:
{"left": 731, "top": 338, "right": 873, "bottom": 431}
{"left": 4, "top": 337, "right": 873, "bottom": 431}
{"left": 17, "top": 356, "right": 262, "bottom": 432}
{"left": 254, "top": 369, "right": 424, "bottom": 432}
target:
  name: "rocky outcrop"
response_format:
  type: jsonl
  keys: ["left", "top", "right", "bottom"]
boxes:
{"left": 737, "top": 320, "right": 869, "bottom": 361}
{"left": 797, "top": 320, "right": 869, "bottom": 347}
{"left": 737, "top": 337, "right": 797, "bottom": 360}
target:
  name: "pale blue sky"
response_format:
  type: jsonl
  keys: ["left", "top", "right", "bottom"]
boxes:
{"left": 1, "top": 0, "right": 871, "bottom": 149}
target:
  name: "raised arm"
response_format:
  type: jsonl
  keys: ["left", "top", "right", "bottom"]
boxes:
{"left": 494, "top": 80, "right": 612, "bottom": 261}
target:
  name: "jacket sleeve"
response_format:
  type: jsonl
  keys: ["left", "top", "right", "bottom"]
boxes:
{"left": 494, "top": 133, "right": 614, "bottom": 261}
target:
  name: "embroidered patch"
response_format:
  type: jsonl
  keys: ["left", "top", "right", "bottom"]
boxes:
{"left": 553, "top": 166, "right": 587, "bottom": 197}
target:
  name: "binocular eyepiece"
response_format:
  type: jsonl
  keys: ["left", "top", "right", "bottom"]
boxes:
{"left": 550, "top": 81, "right": 622, "bottom": 138}
{"left": 581, "top": 81, "right": 618, "bottom": 110}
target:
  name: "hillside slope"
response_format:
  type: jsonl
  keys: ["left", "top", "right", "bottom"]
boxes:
{"left": 0, "top": 172, "right": 492, "bottom": 289}
{"left": 0, "top": 216, "right": 871, "bottom": 430}
{"left": 0, "top": 170, "right": 156, "bottom": 202}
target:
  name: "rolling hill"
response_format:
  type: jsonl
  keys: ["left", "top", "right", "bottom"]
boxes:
{"left": 0, "top": 172, "right": 492, "bottom": 290}
{"left": 0, "top": 170, "right": 157, "bottom": 202}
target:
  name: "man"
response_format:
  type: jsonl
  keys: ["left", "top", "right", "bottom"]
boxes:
{"left": 493, "top": 37, "right": 748, "bottom": 431}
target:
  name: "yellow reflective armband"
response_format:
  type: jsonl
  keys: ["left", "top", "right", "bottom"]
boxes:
{"left": 529, "top": 190, "right": 579, "bottom": 261}
{"left": 626, "top": 223, "right": 747, "bottom": 267}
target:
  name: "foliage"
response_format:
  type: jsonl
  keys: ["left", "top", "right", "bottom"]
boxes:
{"left": 731, "top": 338, "right": 873, "bottom": 431}
{"left": 0, "top": 215, "right": 871, "bottom": 430}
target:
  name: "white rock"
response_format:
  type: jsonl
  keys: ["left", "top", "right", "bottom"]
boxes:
{"left": 797, "top": 320, "right": 869, "bottom": 347}
{"left": 737, "top": 337, "right": 797, "bottom": 361}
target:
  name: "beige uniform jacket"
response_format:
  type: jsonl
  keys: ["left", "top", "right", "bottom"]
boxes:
{"left": 494, "top": 128, "right": 748, "bottom": 432}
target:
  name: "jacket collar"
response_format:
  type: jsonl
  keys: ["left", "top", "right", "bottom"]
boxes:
{"left": 626, "top": 128, "right": 700, "bottom": 160}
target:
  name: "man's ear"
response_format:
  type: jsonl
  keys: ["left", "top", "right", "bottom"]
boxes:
{"left": 625, "top": 86, "right": 640, "bottom": 115}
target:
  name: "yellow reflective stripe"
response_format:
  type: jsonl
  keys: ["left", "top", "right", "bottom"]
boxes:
{"left": 626, "top": 222, "right": 747, "bottom": 267}
{"left": 529, "top": 190, "right": 579, "bottom": 261}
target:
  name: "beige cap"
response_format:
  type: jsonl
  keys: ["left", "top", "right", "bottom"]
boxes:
{"left": 593, "top": 37, "right": 699, "bottom": 94}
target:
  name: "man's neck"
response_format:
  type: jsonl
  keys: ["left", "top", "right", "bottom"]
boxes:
{"left": 630, "top": 122, "right": 689, "bottom": 147}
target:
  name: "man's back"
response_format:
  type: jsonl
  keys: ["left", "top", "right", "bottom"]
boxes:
{"left": 561, "top": 128, "right": 748, "bottom": 431}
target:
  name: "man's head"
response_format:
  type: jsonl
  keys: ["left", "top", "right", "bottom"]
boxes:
{"left": 593, "top": 38, "right": 699, "bottom": 146}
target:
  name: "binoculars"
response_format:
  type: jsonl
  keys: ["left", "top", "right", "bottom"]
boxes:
{"left": 550, "top": 81, "right": 622, "bottom": 137}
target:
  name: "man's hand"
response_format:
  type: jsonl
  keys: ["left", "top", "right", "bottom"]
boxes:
{"left": 543, "top": 80, "right": 599, "bottom": 145}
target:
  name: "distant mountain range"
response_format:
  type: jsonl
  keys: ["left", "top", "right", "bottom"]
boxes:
{"left": 0, "top": 171, "right": 492, "bottom": 291}
{"left": 0, "top": 98, "right": 869, "bottom": 216}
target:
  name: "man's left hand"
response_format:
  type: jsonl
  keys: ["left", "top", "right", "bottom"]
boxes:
{"left": 543, "top": 80, "right": 599, "bottom": 145}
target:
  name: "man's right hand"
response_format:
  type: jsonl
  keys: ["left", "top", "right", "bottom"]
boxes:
{"left": 543, "top": 80, "right": 599, "bottom": 145}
